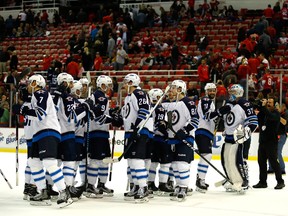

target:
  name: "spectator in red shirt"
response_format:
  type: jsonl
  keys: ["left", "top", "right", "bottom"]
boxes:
{"left": 93, "top": 52, "right": 103, "bottom": 72}
{"left": 263, "top": 4, "right": 274, "bottom": 25}
{"left": 142, "top": 29, "right": 153, "bottom": 54}
{"left": 42, "top": 52, "right": 53, "bottom": 71}
{"left": 260, "top": 69, "right": 274, "bottom": 97}
{"left": 248, "top": 54, "right": 260, "bottom": 74}
{"left": 197, "top": 58, "right": 210, "bottom": 94}
{"left": 66, "top": 59, "right": 79, "bottom": 79}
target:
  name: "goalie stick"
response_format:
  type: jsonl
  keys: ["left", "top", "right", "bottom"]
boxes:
{"left": 166, "top": 111, "right": 233, "bottom": 185}
{"left": 0, "top": 169, "right": 13, "bottom": 189}
{"left": 103, "top": 85, "right": 171, "bottom": 164}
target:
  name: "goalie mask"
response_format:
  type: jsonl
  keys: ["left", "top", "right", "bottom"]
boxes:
{"left": 228, "top": 84, "right": 244, "bottom": 101}
{"left": 96, "top": 75, "right": 113, "bottom": 92}
{"left": 148, "top": 88, "right": 163, "bottom": 103}
{"left": 71, "top": 80, "right": 83, "bottom": 98}
{"left": 204, "top": 83, "right": 217, "bottom": 99}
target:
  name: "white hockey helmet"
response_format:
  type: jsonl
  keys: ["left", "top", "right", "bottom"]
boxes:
{"left": 148, "top": 88, "right": 163, "bottom": 102}
{"left": 71, "top": 80, "right": 83, "bottom": 97}
{"left": 28, "top": 74, "right": 46, "bottom": 88}
{"left": 79, "top": 77, "right": 90, "bottom": 86}
{"left": 96, "top": 75, "right": 113, "bottom": 89}
{"left": 228, "top": 84, "right": 244, "bottom": 101}
{"left": 204, "top": 83, "right": 217, "bottom": 91}
{"left": 123, "top": 73, "right": 140, "bottom": 87}
{"left": 57, "top": 72, "right": 74, "bottom": 86}
{"left": 171, "top": 80, "right": 186, "bottom": 94}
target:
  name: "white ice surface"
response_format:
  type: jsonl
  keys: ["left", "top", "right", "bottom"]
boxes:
{"left": 0, "top": 153, "right": 287, "bottom": 216}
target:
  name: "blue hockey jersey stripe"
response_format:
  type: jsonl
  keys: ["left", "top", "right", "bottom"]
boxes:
{"left": 32, "top": 130, "right": 61, "bottom": 143}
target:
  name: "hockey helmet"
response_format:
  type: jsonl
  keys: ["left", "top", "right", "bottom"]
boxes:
{"left": 123, "top": 73, "right": 140, "bottom": 87}
{"left": 204, "top": 83, "right": 217, "bottom": 91}
{"left": 228, "top": 84, "right": 244, "bottom": 101}
{"left": 28, "top": 74, "right": 46, "bottom": 88}
{"left": 71, "top": 80, "right": 82, "bottom": 97}
{"left": 96, "top": 75, "right": 113, "bottom": 89}
{"left": 171, "top": 80, "right": 186, "bottom": 94}
{"left": 57, "top": 72, "right": 74, "bottom": 86}
{"left": 79, "top": 77, "right": 90, "bottom": 86}
{"left": 148, "top": 88, "right": 163, "bottom": 102}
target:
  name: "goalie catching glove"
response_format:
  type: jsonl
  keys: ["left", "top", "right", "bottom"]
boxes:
{"left": 233, "top": 125, "right": 251, "bottom": 144}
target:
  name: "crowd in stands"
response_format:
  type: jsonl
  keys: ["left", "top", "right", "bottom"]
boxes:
{"left": 1, "top": 0, "right": 288, "bottom": 127}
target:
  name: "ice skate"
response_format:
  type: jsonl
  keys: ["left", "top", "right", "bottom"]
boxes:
{"left": 196, "top": 176, "right": 208, "bottom": 193}
{"left": 177, "top": 186, "right": 188, "bottom": 202}
{"left": 57, "top": 188, "right": 73, "bottom": 208}
{"left": 157, "top": 182, "right": 174, "bottom": 196}
{"left": 47, "top": 184, "right": 59, "bottom": 200}
{"left": 30, "top": 189, "right": 52, "bottom": 206}
{"left": 68, "top": 185, "right": 83, "bottom": 201}
{"left": 97, "top": 182, "right": 114, "bottom": 197}
{"left": 85, "top": 184, "right": 104, "bottom": 198}
{"left": 124, "top": 185, "right": 139, "bottom": 201}
{"left": 169, "top": 186, "right": 180, "bottom": 201}
{"left": 23, "top": 183, "right": 38, "bottom": 201}
{"left": 134, "top": 186, "right": 149, "bottom": 203}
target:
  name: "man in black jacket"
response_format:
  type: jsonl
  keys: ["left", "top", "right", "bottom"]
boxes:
{"left": 253, "top": 97, "right": 285, "bottom": 189}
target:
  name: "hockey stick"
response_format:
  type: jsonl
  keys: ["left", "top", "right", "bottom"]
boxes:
{"left": 84, "top": 111, "right": 90, "bottom": 188}
{"left": 15, "top": 91, "right": 19, "bottom": 187}
{"left": 86, "top": 71, "right": 92, "bottom": 97}
{"left": 0, "top": 169, "right": 13, "bottom": 189}
{"left": 108, "top": 83, "right": 123, "bottom": 181}
{"left": 103, "top": 85, "right": 171, "bottom": 164}
{"left": 166, "top": 111, "right": 233, "bottom": 185}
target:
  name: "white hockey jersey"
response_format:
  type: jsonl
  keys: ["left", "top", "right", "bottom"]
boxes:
{"left": 27, "top": 89, "right": 61, "bottom": 142}
{"left": 122, "top": 88, "right": 153, "bottom": 138}
{"left": 223, "top": 98, "right": 258, "bottom": 143}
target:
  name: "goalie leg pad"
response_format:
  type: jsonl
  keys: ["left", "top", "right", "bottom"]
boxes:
{"left": 221, "top": 143, "right": 243, "bottom": 191}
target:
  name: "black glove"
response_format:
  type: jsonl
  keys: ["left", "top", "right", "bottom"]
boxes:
{"left": 82, "top": 98, "right": 95, "bottom": 120}
{"left": 111, "top": 112, "right": 123, "bottom": 127}
{"left": 20, "top": 105, "right": 29, "bottom": 115}
{"left": 130, "top": 123, "right": 139, "bottom": 142}
{"left": 217, "top": 105, "right": 231, "bottom": 117}
{"left": 57, "top": 83, "right": 67, "bottom": 93}
{"left": 157, "top": 121, "right": 168, "bottom": 136}
{"left": 175, "top": 128, "right": 188, "bottom": 141}
{"left": 109, "top": 107, "right": 120, "bottom": 116}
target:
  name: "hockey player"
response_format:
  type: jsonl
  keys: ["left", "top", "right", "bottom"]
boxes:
{"left": 112, "top": 73, "right": 153, "bottom": 203}
{"left": 79, "top": 77, "right": 90, "bottom": 99}
{"left": 85, "top": 75, "right": 114, "bottom": 198}
{"left": 147, "top": 88, "right": 174, "bottom": 195}
{"left": 195, "top": 83, "right": 231, "bottom": 193}
{"left": 221, "top": 84, "right": 258, "bottom": 193}
{"left": 166, "top": 80, "right": 199, "bottom": 201}
{"left": 13, "top": 74, "right": 73, "bottom": 207}
{"left": 53, "top": 72, "right": 86, "bottom": 199}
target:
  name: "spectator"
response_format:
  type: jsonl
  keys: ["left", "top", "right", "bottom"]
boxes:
{"left": 93, "top": 52, "right": 103, "bottom": 71}
{"left": 268, "top": 103, "right": 288, "bottom": 175}
{"left": 259, "top": 69, "right": 274, "bottom": 97}
{"left": 185, "top": 22, "right": 197, "bottom": 44}
{"left": 5, "top": 69, "right": 17, "bottom": 92}
{"left": 263, "top": 4, "right": 274, "bottom": 25}
{"left": 77, "top": 8, "right": 87, "bottom": 23}
{"left": 115, "top": 44, "right": 128, "bottom": 71}
{"left": 0, "top": 47, "right": 10, "bottom": 73}
{"left": 142, "top": 29, "right": 153, "bottom": 54}
{"left": 0, "top": 98, "right": 9, "bottom": 127}
{"left": 186, "top": 82, "right": 199, "bottom": 101}
{"left": 9, "top": 50, "right": 18, "bottom": 71}
{"left": 66, "top": 59, "right": 79, "bottom": 79}
{"left": 81, "top": 47, "right": 93, "bottom": 71}
{"left": 107, "top": 33, "right": 115, "bottom": 58}
{"left": 66, "top": 10, "right": 76, "bottom": 23}
{"left": 53, "top": 10, "right": 61, "bottom": 28}
{"left": 197, "top": 58, "right": 210, "bottom": 93}
{"left": 140, "top": 53, "right": 154, "bottom": 69}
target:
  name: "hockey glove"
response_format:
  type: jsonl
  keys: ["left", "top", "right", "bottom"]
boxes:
{"left": 109, "top": 106, "right": 120, "bottom": 116}
{"left": 20, "top": 105, "right": 29, "bottom": 116}
{"left": 111, "top": 113, "right": 123, "bottom": 127}
{"left": 217, "top": 105, "right": 231, "bottom": 117}
{"left": 157, "top": 121, "right": 168, "bottom": 136}
{"left": 175, "top": 128, "right": 188, "bottom": 141}
{"left": 82, "top": 98, "right": 96, "bottom": 120}
{"left": 130, "top": 123, "right": 140, "bottom": 143}
{"left": 233, "top": 125, "right": 245, "bottom": 144}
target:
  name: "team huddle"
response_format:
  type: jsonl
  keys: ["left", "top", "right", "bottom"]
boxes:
{"left": 13, "top": 72, "right": 258, "bottom": 206}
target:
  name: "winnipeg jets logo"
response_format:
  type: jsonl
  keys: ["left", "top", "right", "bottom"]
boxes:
{"left": 66, "top": 96, "right": 73, "bottom": 101}
{"left": 98, "top": 97, "right": 105, "bottom": 102}
{"left": 124, "top": 103, "right": 131, "bottom": 118}
{"left": 226, "top": 112, "right": 235, "bottom": 126}
{"left": 171, "top": 110, "right": 180, "bottom": 125}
